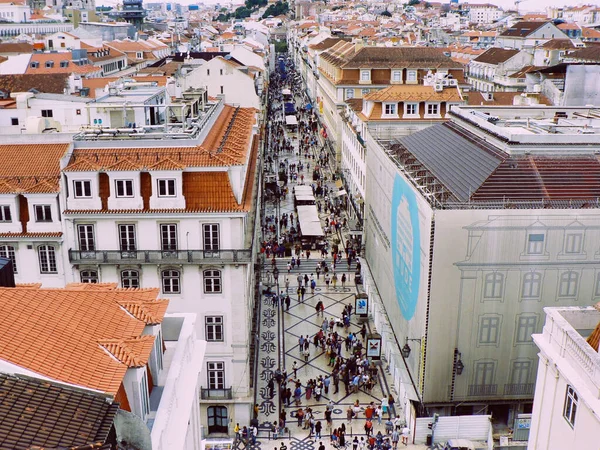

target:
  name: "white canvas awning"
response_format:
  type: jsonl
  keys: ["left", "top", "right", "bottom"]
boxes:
{"left": 297, "top": 205, "right": 324, "bottom": 237}
{"left": 282, "top": 89, "right": 292, "bottom": 96}
{"left": 294, "top": 185, "right": 313, "bottom": 195}
{"left": 334, "top": 189, "right": 347, "bottom": 197}
{"left": 285, "top": 115, "right": 298, "bottom": 126}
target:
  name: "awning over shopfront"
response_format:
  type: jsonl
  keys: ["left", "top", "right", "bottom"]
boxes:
{"left": 335, "top": 180, "right": 343, "bottom": 189}
{"left": 285, "top": 115, "right": 298, "bottom": 126}
{"left": 334, "top": 189, "right": 347, "bottom": 197}
{"left": 297, "top": 205, "right": 324, "bottom": 237}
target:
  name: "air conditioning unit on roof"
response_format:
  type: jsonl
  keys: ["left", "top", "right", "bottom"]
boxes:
{"left": 434, "top": 83, "right": 443, "bottom": 92}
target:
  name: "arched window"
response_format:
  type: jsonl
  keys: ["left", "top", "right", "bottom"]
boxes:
{"left": 204, "top": 269, "right": 222, "bottom": 294}
{"left": 484, "top": 272, "right": 503, "bottom": 298}
{"left": 559, "top": 271, "right": 578, "bottom": 297}
{"left": 521, "top": 272, "right": 541, "bottom": 299}
{"left": 162, "top": 269, "right": 180, "bottom": 294}
{"left": 80, "top": 270, "right": 98, "bottom": 283}
{"left": 121, "top": 270, "right": 140, "bottom": 288}
{"left": 207, "top": 405, "right": 228, "bottom": 434}
{"left": 0, "top": 244, "right": 17, "bottom": 273}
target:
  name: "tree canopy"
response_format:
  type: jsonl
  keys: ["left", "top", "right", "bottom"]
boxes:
{"left": 262, "top": 1, "right": 289, "bottom": 18}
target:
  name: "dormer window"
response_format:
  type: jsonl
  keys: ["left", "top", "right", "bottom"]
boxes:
{"left": 0, "top": 205, "right": 11, "bottom": 222}
{"left": 360, "top": 69, "right": 371, "bottom": 82}
{"left": 383, "top": 102, "right": 398, "bottom": 117}
{"left": 136, "top": 52, "right": 143, "bottom": 59}
{"left": 115, "top": 179, "right": 134, "bottom": 198}
{"left": 30, "top": 61, "right": 39, "bottom": 69}
{"left": 45, "top": 61, "right": 54, "bottom": 68}
{"left": 60, "top": 60, "right": 69, "bottom": 68}
{"left": 407, "top": 70, "right": 417, "bottom": 83}
{"left": 157, "top": 179, "right": 176, "bottom": 197}
{"left": 392, "top": 70, "right": 402, "bottom": 83}
{"left": 73, "top": 180, "right": 92, "bottom": 198}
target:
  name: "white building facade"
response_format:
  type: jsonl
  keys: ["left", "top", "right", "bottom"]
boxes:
{"left": 528, "top": 306, "right": 600, "bottom": 450}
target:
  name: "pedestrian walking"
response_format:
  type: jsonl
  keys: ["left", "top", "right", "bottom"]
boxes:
{"left": 341, "top": 273, "right": 346, "bottom": 288}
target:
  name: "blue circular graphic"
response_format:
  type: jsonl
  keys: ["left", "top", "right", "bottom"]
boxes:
{"left": 390, "top": 174, "right": 421, "bottom": 320}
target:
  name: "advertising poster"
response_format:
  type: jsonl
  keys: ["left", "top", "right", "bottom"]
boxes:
{"left": 391, "top": 174, "right": 422, "bottom": 321}
{"left": 355, "top": 295, "right": 368, "bottom": 315}
{"left": 366, "top": 338, "right": 381, "bottom": 359}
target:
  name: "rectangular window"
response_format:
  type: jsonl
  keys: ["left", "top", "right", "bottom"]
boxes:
{"left": 162, "top": 269, "right": 180, "bottom": 294}
{"left": 0, "top": 245, "right": 17, "bottom": 273}
{"left": 521, "top": 272, "right": 541, "bottom": 299}
{"left": 559, "top": 271, "right": 578, "bottom": 297}
{"left": 484, "top": 273, "right": 504, "bottom": 298}
{"left": 478, "top": 316, "right": 500, "bottom": 345}
{"left": 563, "top": 385, "right": 578, "bottom": 427}
{"left": 0, "top": 205, "right": 11, "bottom": 222}
{"left": 115, "top": 180, "right": 134, "bottom": 198}
{"left": 207, "top": 362, "right": 225, "bottom": 389}
{"left": 203, "top": 224, "right": 220, "bottom": 251}
{"left": 77, "top": 224, "right": 95, "bottom": 251}
{"left": 38, "top": 245, "right": 57, "bottom": 273}
{"left": 405, "top": 103, "right": 418, "bottom": 116}
{"left": 516, "top": 315, "right": 537, "bottom": 343}
{"left": 220, "top": 86, "right": 224, "bottom": 94}
{"left": 220, "top": 69, "right": 223, "bottom": 75}
{"left": 34, "top": 205, "right": 52, "bottom": 222}
{"left": 73, "top": 180, "right": 92, "bottom": 198}
{"left": 41, "top": 110, "right": 53, "bottom": 118}
{"left": 595, "top": 273, "right": 600, "bottom": 297}
{"left": 384, "top": 103, "right": 397, "bottom": 115}
{"left": 121, "top": 270, "right": 140, "bottom": 288}
{"left": 119, "top": 224, "right": 137, "bottom": 252}
{"left": 361, "top": 88, "right": 370, "bottom": 96}
{"left": 392, "top": 70, "right": 402, "bottom": 82}
{"left": 407, "top": 70, "right": 417, "bottom": 82}
{"left": 427, "top": 103, "right": 439, "bottom": 115}
{"left": 527, "top": 233, "right": 544, "bottom": 254}
{"left": 360, "top": 70, "right": 370, "bottom": 81}
{"left": 510, "top": 360, "right": 531, "bottom": 385}
{"left": 345, "top": 88, "right": 354, "bottom": 99}
{"left": 204, "top": 269, "right": 222, "bottom": 293}
{"left": 564, "top": 233, "right": 582, "bottom": 254}
{"left": 160, "top": 223, "right": 178, "bottom": 251}
{"left": 157, "top": 179, "right": 176, "bottom": 197}
{"left": 11, "top": 118, "right": 18, "bottom": 126}
{"left": 205, "top": 316, "right": 224, "bottom": 341}
{"left": 474, "top": 361, "right": 495, "bottom": 386}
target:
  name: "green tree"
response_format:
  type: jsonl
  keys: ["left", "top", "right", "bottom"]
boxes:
{"left": 216, "top": 12, "right": 231, "bottom": 21}
{"left": 262, "top": 1, "right": 289, "bottom": 18}
{"left": 234, "top": 6, "right": 252, "bottom": 19}
{"left": 408, "top": 0, "right": 420, "bottom": 5}
{"left": 274, "top": 41, "right": 288, "bottom": 52}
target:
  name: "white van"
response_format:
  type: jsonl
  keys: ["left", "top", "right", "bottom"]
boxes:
{"left": 443, "top": 439, "right": 476, "bottom": 450}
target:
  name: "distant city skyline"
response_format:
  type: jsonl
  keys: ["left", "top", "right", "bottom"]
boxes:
{"left": 97, "top": 0, "right": 597, "bottom": 10}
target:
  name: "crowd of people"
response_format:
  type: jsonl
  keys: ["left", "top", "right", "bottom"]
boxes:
{"left": 239, "top": 55, "right": 410, "bottom": 449}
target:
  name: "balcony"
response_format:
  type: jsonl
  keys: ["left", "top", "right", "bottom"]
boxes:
{"left": 504, "top": 383, "right": 535, "bottom": 396}
{"left": 468, "top": 384, "right": 498, "bottom": 396}
{"left": 69, "top": 249, "right": 252, "bottom": 265}
{"left": 200, "top": 388, "right": 233, "bottom": 400}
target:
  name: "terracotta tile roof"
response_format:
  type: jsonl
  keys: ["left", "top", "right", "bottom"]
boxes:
{"left": 26, "top": 53, "right": 102, "bottom": 76}
{"left": 99, "top": 335, "right": 155, "bottom": 367}
{"left": 500, "top": 21, "right": 551, "bottom": 37}
{"left": 0, "top": 231, "right": 62, "bottom": 238}
{"left": 0, "top": 42, "right": 34, "bottom": 54}
{"left": 342, "top": 46, "right": 464, "bottom": 69}
{"left": 0, "top": 373, "right": 118, "bottom": 450}
{"left": 364, "top": 85, "right": 463, "bottom": 102}
{"left": 541, "top": 39, "right": 576, "bottom": 49}
{"left": 0, "top": 73, "right": 70, "bottom": 94}
{"left": 308, "top": 37, "right": 347, "bottom": 51}
{"left": 0, "top": 286, "right": 168, "bottom": 394}
{"left": 65, "top": 105, "right": 256, "bottom": 171}
{"left": 473, "top": 47, "right": 520, "bottom": 64}
{"left": 0, "top": 143, "right": 68, "bottom": 194}
{"left": 467, "top": 91, "right": 551, "bottom": 106}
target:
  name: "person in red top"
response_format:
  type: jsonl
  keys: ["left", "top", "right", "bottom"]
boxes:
{"left": 364, "top": 419, "right": 373, "bottom": 437}
{"left": 365, "top": 406, "right": 374, "bottom": 420}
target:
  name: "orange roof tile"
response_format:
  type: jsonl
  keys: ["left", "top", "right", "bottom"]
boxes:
{"left": 64, "top": 105, "right": 256, "bottom": 171}
{"left": 0, "top": 143, "right": 68, "bottom": 194}
{"left": 364, "top": 84, "right": 463, "bottom": 102}
{"left": 0, "top": 286, "right": 168, "bottom": 395}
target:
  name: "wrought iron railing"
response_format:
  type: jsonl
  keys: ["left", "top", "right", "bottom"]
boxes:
{"left": 504, "top": 383, "right": 535, "bottom": 396}
{"left": 69, "top": 249, "right": 252, "bottom": 264}
{"left": 468, "top": 384, "right": 498, "bottom": 396}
